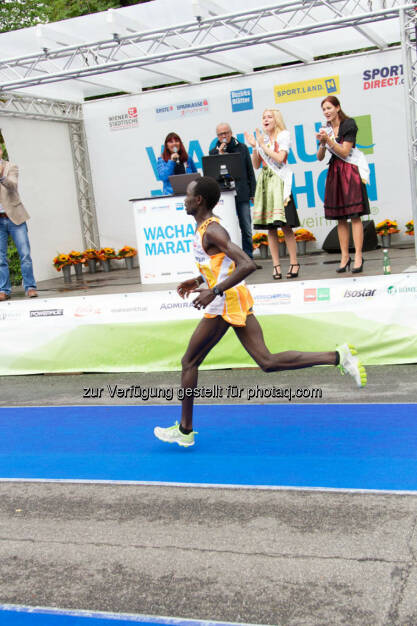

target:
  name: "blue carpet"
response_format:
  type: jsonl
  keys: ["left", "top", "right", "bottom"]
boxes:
{"left": 0, "top": 404, "right": 416, "bottom": 491}
{"left": 0, "top": 606, "right": 234, "bottom": 625}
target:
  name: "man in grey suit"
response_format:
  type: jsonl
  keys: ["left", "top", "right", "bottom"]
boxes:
{"left": 0, "top": 146, "right": 37, "bottom": 300}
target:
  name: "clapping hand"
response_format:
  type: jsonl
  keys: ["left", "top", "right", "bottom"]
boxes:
{"left": 255, "top": 128, "right": 265, "bottom": 148}
{"left": 244, "top": 131, "right": 256, "bottom": 148}
{"left": 316, "top": 129, "right": 328, "bottom": 146}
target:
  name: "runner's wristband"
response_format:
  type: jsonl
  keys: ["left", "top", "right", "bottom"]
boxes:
{"left": 212, "top": 286, "right": 223, "bottom": 297}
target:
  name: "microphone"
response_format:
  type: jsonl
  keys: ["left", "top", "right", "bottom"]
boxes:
{"left": 172, "top": 146, "right": 180, "bottom": 161}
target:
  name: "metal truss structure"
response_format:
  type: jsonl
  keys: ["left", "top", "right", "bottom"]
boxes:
{"left": 400, "top": 5, "right": 417, "bottom": 262}
{"left": 0, "top": 1, "right": 415, "bottom": 260}
{"left": 0, "top": 1, "right": 412, "bottom": 92}
{"left": 0, "top": 92, "right": 99, "bottom": 248}
{"left": 68, "top": 121, "right": 100, "bottom": 250}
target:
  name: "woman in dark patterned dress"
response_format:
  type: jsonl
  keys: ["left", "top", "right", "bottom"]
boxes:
{"left": 317, "top": 96, "right": 370, "bottom": 273}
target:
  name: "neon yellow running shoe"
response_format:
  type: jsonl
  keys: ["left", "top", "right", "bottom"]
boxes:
{"left": 336, "top": 343, "right": 367, "bottom": 388}
{"left": 154, "top": 421, "right": 196, "bottom": 447}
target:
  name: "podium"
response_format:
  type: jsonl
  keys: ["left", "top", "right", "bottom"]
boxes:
{"left": 130, "top": 190, "right": 241, "bottom": 284}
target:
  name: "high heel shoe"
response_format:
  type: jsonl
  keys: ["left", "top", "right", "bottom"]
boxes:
{"left": 273, "top": 265, "right": 282, "bottom": 280}
{"left": 351, "top": 259, "right": 364, "bottom": 274}
{"left": 336, "top": 257, "right": 351, "bottom": 273}
{"left": 286, "top": 263, "right": 300, "bottom": 279}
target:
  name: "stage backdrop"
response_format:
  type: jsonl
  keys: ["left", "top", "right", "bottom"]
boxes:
{"left": 0, "top": 116, "right": 83, "bottom": 282}
{"left": 0, "top": 273, "right": 415, "bottom": 375}
{"left": 83, "top": 48, "right": 412, "bottom": 256}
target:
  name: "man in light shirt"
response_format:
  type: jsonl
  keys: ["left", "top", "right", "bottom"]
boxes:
{"left": 0, "top": 145, "right": 37, "bottom": 300}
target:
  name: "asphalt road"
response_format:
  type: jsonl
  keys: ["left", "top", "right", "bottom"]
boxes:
{"left": 0, "top": 364, "right": 416, "bottom": 625}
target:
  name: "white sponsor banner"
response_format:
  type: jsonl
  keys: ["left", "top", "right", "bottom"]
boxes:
{"left": 83, "top": 49, "right": 412, "bottom": 255}
{"left": 131, "top": 191, "right": 241, "bottom": 284}
{"left": 0, "top": 274, "right": 415, "bottom": 374}
{"left": 0, "top": 273, "right": 415, "bottom": 328}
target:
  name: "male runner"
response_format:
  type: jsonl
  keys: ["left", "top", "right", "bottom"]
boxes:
{"left": 154, "top": 177, "right": 366, "bottom": 447}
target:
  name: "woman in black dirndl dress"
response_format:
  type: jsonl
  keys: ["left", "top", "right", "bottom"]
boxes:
{"left": 317, "top": 96, "right": 370, "bottom": 273}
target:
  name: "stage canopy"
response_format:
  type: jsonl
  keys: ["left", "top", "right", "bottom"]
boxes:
{"left": 0, "top": 0, "right": 409, "bottom": 102}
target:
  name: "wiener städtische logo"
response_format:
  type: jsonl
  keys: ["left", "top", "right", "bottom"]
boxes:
{"left": 274, "top": 76, "right": 340, "bottom": 103}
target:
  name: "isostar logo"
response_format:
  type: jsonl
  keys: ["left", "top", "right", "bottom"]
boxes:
{"left": 230, "top": 88, "right": 253, "bottom": 112}
{"left": 155, "top": 99, "right": 209, "bottom": 120}
{"left": 275, "top": 76, "right": 339, "bottom": 103}
{"left": 355, "top": 115, "right": 375, "bottom": 155}
{"left": 344, "top": 288, "right": 376, "bottom": 298}
{"left": 30, "top": 309, "right": 64, "bottom": 317}
{"left": 108, "top": 107, "right": 139, "bottom": 131}
{"left": 304, "top": 288, "right": 330, "bottom": 302}
{"left": 362, "top": 64, "right": 404, "bottom": 91}
{"left": 387, "top": 285, "right": 417, "bottom": 295}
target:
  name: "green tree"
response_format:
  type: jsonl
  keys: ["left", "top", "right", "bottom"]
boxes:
{"left": 0, "top": 0, "right": 150, "bottom": 33}
{"left": 0, "top": 0, "right": 48, "bottom": 33}
{"left": 45, "top": 0, "right": 144, "bottom": 22}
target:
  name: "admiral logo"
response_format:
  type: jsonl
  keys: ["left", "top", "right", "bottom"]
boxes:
{"left": 108, "top": 107, "right": 139, "bottom": 131}
{"left": 363, "top": 64, "right": 403, "bottom": 90}
{"left": 160, "top": 302, "right": 193, "bottom": 309}
{"left": 344, "top": 288, "right": 376, "bottom": 298}
{"left": 30, "top": 309, "right": 64, "bottom": 318}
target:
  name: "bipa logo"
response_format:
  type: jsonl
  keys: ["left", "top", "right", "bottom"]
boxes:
{"left": 128, "top": 107, "right": 138, "bottom": 118}
{"left": 355, "top": 115, "right": 375, "bottom": 155}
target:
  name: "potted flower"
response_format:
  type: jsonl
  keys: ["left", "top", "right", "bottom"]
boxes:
{"left": 97, "top": 247, "right": 116, "bottom": 272}
{"left": 118, "top": 245, "right": 137, "bottom": 270}
{"left": 405, "top": 220, "right": 414, "bottom": 236}
{"left": 84, "top": 248, "right": 100, "bottom": 273}
{"left": 68, "top": 250, "right": 86, "bottom": 278}
{"left": 294, "top": 228, "right": 316, "bottom": 256}
{"left": 253, "top": 232, "right": 269, "bottom": 259}
{"left": 53, "top": 253, "right": 73, "bottom": 283}
{"left": 375, "top": 220, "right": 400, "bottom": 247}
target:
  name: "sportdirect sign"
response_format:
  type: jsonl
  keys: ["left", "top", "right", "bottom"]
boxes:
{"left": 83, "top": 49, "right": 412, "bottom": 254}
